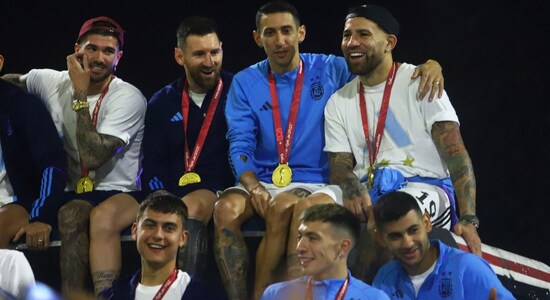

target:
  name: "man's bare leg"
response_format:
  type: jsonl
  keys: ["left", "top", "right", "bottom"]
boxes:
{"left": 179, "top": 189, "right": 217, "bottom": 277}
{"left": 0, "top": 204, "right": 29, "bottom": 248}
{"left": 214, "top": 190, "right": 254, "bottom": 300}
{"left": 286, "top": 193, "right": 333, "bottom": 279}
{"left": 89, "top": 193, "right": 139, "bottom": 294}
{"left": 253, "top": 192, "right": 299, "bottom": 300}
{"left": 59, "top": 200, "right": 94, "bottom": 295}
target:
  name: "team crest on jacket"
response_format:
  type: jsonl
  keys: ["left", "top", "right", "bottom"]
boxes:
{"left": 439, "top": 277, "right": 453, "bottom": 297}
{"left": 310, "top": 81, "right": 324, "bottom": 100}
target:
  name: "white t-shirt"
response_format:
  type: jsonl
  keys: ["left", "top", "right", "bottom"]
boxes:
{"left": 26, "top": 69, "right": 146, "bottom": 192}
{"left": 324, "top": 63, "right": 460, "bottom": 181}
{"left": 409, "top": 260, "right": 436, "bottom": 296}
{"left": 0, "top": 249, "right": 35, "bottom": 296}
{"left": 135, "top": 270, "right": 190, "bottom": 300}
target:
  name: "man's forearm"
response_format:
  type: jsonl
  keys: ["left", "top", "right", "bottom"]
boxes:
{"left": 328, "top": 152, "right": 366, "bottom": 201}
{"left": 1, "top": 73, "right": 27, "bottom": 90}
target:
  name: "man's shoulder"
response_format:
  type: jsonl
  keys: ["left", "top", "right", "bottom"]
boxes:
{"left": 349, "top": 274, "right": 390, "bottom": 298}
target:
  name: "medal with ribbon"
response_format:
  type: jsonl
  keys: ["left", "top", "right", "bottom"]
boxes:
{"left": 76, "top": 76, "right": 113, "bottom": 194}
{"left": 269, "top": 60, "right": 304, "bottom": 187}
{"left": 178, "top": 79, "right": 223, "bottom": 186}
{"left": 359, "top": 62, "right": 398, "bottom": 189}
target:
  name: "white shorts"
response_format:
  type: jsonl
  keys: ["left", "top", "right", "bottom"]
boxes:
{"left": 219, "top": 182, "right": 344, "bottom": 205}
{"left": 398, "top": 182, "right": 452, "bottom": 230}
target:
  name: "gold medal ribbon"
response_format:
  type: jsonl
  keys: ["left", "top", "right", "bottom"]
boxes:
{"left": 76, "top": 76, "right": 113, "bottom": 194}
{"left": 359, "top": 63, "right": 398, "bottom": 189}
{"left": 269, "top": 60, "right": 304, "bottom": 187}
{"left": 178, "top": 79, "right": 223, "bottom": 186}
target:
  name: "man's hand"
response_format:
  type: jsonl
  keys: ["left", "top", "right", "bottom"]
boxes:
{"left": 454, "top": 222, "right": 482, "bottom": 256}
{"left": 488, "top": 288, "right": 497, "bottom": 300}
{"left": 412, "top": 59, "right": 444, "bottom": 101}
{"left": 249, "top": 184, "right": 271, "bottom": 218}
{"left": 66, "top": 53, "right": 90, "bottom": 95}
{"left": 13, "top": 221, "right": 52, "bottom": 251}
{"left": 343, "top": 191, "right": 371, "bottom": 223}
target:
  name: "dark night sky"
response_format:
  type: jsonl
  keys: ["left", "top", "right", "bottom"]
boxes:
{"left": 2, "top": 0, "right": 550, "bottom": 266}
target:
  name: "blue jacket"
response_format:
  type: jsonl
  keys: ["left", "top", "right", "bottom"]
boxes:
{"left": 141, "top": 71, "right": 235, "bottom": 194}
{"left": 261, "top": 271, "right": 389, "bottom": 300}
{"left": 0, "top": 80, "right": 67, "bottom": 224}
{"left": 225, "top": 53, "right": 353, "bottom": 183}
{"left": 373, "top": 240, "right": 515, "bottom": 299}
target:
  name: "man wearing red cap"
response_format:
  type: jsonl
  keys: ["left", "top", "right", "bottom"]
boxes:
{"left": 2, "top": 16, "right": 146, "bottom": 296}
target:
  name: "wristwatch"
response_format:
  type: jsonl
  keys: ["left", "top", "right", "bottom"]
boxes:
{"left": 72, "top": 99, "right": 89, "bottom": 111}
{"left": 459, "top": 214, "right": 480, "bottom": 229}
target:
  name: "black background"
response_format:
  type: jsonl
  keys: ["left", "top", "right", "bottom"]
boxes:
{"left": 2, "top": 0, "right": 549, "bottom": 267}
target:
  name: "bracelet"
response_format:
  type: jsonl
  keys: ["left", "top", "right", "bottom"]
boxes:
{"left": 248, "top": 184, "right": 262, "bottom": 194}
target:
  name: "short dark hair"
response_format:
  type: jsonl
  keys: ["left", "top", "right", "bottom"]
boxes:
{"left": 176, "top": 16, "right": 219, "bottom": 49}
{"left": 300, "top": 203, "right": 360, "bottom": 247}
{"left": 373, "top": 191, "right": 422, "bottom": 229}
{"left": 137, "top": 191, "right": 188, "bottom": 226}
{"left": 255, "top": 0, "right": 301, "bottom": 31}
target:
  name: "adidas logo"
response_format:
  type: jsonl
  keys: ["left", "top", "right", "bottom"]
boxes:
{"left": 171, "top": 112, "right": 183, "bottom": 122}
{"left": 259, "top": 101, "right": 272, "bottom": 111}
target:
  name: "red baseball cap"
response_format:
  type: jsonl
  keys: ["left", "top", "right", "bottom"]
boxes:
{"left": 77, "top": 16, "right": 125, "bottom": 47}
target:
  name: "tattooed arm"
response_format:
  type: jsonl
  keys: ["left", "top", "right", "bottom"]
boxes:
{"left": 75, "top": 104, "right": 124, "bottom": 170}
{"left": 328, "top": 152, "right": 371, "bottom": 221}
{"left": 432, "top": 121, "right": 481, "bottom": 255}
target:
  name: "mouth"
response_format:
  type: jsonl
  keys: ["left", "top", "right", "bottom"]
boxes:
{"left": 147, "top": 243, "right": 166, "bottom": 251}
{"left": 402, "top": 247, "right": 418, "bottom": 260}
{"left": 299, "top": 256, "right": 313, "bottom": 265}
{"left": 347, "top": 52, "right": 365, "bottom": 61}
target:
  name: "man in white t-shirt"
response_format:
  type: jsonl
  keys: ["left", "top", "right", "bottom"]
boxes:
{"left": 324, "top": 4, "right": 480, "bottom": 282}
{"left": 2, "top": 17, "right": 146, "bottom": 295}
{"left": 101, "top": 191, "right": 223, "bottom": 299}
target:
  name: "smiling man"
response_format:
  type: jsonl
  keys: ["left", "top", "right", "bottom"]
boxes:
{"left": 101, "top": 191, "right": 223, "bottom": 299}
{"left": 261, "top": 203, "right": 388, "bottom": 299}
{"left": 372, "top": 191, "right": 514, "bottom": 299}
{"left": 2, "top": 16, "right": 146, "bottom": 295}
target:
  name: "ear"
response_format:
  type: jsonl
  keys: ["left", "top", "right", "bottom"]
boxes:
{"left": 374, "top": 228, "right": 386, "bottom": 247}
{"left": 174, "top": 47, "right": 185, "bottom": 66}
{"left": 131, "top": 222, "right": 138, "bottom": 241}
{"left": 385, "top": 34, "right": 397, "bottom": 52}
{"left": 74, "top": 43, "right": 81, "bottom": 53}
{"left": 423, "top": 211, "right": 433, "bottom": 233}
{"left": 0, "top": 55, "right": 4, "bottom": 72}
{"left": 298, "top": 24, "right": 306, "bottom": 44}
{"left": 179, "top": 229, "right": 189, "bottom": 248}
{"left": 340, "top": 238, "right": 352, "bottom": 257}
{"left": 253, "top": 30, "right": 262, "bottom": 48}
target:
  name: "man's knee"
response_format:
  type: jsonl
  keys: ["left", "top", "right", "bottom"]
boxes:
{"left": 58, "top": 200, "right": 93, "bottom": 230}
{"left": 214, "top": 192, "right": 248, "bottom": 227}
{"left": 265, "top": 194, "right": 296, "bottom": 225}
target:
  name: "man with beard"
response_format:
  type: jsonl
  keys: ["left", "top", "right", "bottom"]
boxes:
{"left": 141, "top": 16, "right": 234, "bottom": 278}
{"left": 324, "top": 4, "right": 480, "bottom": 282}
{"left": 215, "top": 1, "right": 444, "bottom": 299}
{"left": 372, "top": 191, "right": 513, "bottom": 299}
{"left": 2, "top": 17, "right": 146, "bottom": 296}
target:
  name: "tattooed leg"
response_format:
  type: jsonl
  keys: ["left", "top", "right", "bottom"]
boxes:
{"left": 213, "top": 191, "right": 254, "bottom": 300}
{"left": 58, "top": 200, "right": 93, "bottom": 295}
{"left": 351, "top": 224, "right": 392, "bottom": 284}
{"left": 287, "top": 192, "right": 333, "bottom": 279}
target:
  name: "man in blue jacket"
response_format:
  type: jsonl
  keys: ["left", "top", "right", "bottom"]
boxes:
{"left": 372, "top": 191, "right": 514, "bottom": 299}
{"left": 0, "top": 53, "right": 67, "bottom": 251}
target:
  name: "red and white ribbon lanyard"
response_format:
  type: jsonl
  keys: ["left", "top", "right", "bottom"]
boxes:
{"left": 79, "top": 75, "right": 113, "bottom": 177}
{"left": 304, "top": 274, "right": 350, "bottom": 300}
{"left": 138, "top": 267, "right": 178, "bottom": 300}
{"left": 269, "top": 60, "right": 304, "bottom": 165}
{"left": 359, "top": 62, "right": 398, "bottom": 174}
{"left": 181, "top": 78, "right": 223, "bottom": 173}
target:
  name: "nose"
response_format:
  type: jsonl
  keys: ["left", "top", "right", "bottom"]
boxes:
{"left": 152, "top": 226, "right": 164, "bottom": 239}
{"left": 203, "top": 54, "right": 214, "bottom": 67}
{"left": 402, "top": 234, "right": 414, "bottom": 248}
{"left": 344, "top": 34, "right": 360, "bottom": 48}
{"left": 296, "top": 237, "right": 307, "bottom": 253}
{"left": 275, "top": 32, "right": 285, "bottom": 46}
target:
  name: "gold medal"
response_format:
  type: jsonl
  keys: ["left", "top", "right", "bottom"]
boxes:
{"left": 178, "top": 172, "right": 201, "bottom": 187}
{"left": 272, "top": 163, "right": 293, "bottom": 187}
{"left": 76, "top": 176, "right": 94, "bottom": 194}
{"left": 366, "top": 166, "right": 375, "bottom": 189}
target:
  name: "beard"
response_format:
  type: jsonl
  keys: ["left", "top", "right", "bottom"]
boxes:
{"left": 346, "top": 53, "right": 384, "bottom": 76}
{"left": 89, "top": 63, "right": 114, "bottom": 83}
{"left": 188, "top": 67, "right": 221, "bottom": 92}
